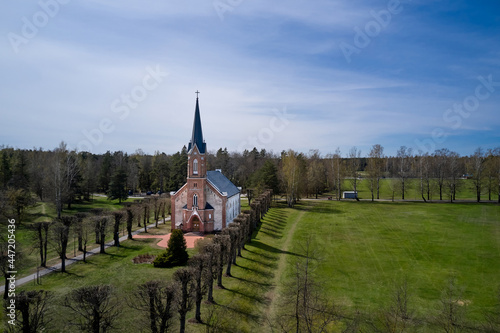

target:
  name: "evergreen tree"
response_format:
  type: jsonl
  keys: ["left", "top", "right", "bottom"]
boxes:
{"left": 153, "top": 229, "right": 189, "bottom": 268}
{"left": 107, "top": 168, "right": 128, "bottom": 203}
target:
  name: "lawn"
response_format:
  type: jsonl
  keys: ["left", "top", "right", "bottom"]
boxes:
{"left": 284, "top": 200, "right": 500, "bottom": 330}
{"left": 2, "top": 199, "right": 499, "bottom": 332}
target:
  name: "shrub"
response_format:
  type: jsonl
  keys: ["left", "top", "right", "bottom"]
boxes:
{"left": 153, "top": 229, "right": 189, "bottom": 268}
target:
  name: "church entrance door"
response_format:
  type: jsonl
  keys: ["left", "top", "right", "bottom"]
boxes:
{"left": 192, "top": 217, "right": 200, "bottom": 232}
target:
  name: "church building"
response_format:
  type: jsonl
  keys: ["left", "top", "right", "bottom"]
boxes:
{"left": 170, "top": 94, "right": 241, "bottom": 233}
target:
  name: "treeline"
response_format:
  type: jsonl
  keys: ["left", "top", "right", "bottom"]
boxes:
{"left": 0, "top": 143, "right": 499, "bottom": 222}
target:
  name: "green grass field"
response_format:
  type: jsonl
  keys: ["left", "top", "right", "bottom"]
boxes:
{"left": 2, "top": 199, "right": 499, "bottom": 332}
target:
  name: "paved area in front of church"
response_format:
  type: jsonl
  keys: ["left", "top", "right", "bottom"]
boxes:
{"left": 133, "top": 232, "right": 204, "bottom": 248}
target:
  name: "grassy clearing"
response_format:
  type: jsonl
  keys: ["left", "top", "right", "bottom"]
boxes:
{"left": 286, "top": 200, "right": 500, "bottom": 328}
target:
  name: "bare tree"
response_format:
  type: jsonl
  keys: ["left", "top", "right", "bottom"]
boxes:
{"left": 434, "top": 278, "right": 468, "bottom": 332}
{"left": 130, "top": 280, "right": 177, "bottom": 333}
{"left": 306, "top": 150, "right": 326, "bottom": 199}
{"left": 93, "top": 216, "right": 110, "bottom": 254}
{"left": 327, "top": 148, "right": 345, "bottom": 201}
{"left": 173, "top": 267, "right": 195, "bottom": 333}
{"left": 112, "top": 211, "right": 123, "bottom": 247}
{"left": 274, "top": 237, "right": 337, "bottom": 332}
{"left": 377, "top": 279, "right": 415, "bottom": 333}
{"left": 32, "top": 221, "right": 51, "bottom": 267}
{"left": 396, "top": 146, "right": 413, "bottom": 200}
{"left": 367, "top": 144, "right": 385, "bottom": 201}
{"left": 198, "top": 241, "right": 220, "bottom": 303}
{"left": 6, "top": 290, "right": 52, "bottom": 333}
{"left": 189, "top": 253, "right": 208, "bottom": 323}
{"left": 348, "top": 147, "right": 361, "bottom": 198}
{"left": 51, "top": 215, "right": 75, "bottom": 273}
{"left": 125, "top": 206, "right": 134, "bottom": 240}
{"left": 213, "top": 234, "right": 230, "bottom": 289}
{"left": 468, "top": 148, "right": 485, "bottom": 202}
{"left": 64, "top": 284, "right": 119, "bottom": 333}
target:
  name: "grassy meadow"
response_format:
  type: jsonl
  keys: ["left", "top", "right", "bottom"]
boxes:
{"left": 2, "top": 198, "right": 500, "bottom": 332}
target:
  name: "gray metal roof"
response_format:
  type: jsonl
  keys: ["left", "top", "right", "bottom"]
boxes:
{"left": 207, "top": 171, "right": 240, "bottom": 198}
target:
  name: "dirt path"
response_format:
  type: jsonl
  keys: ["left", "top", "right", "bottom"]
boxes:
{"left": 265, "top": 210, "right": 306, "bottom": 324}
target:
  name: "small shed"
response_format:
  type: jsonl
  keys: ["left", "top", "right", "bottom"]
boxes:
{"left": 343, "top": 191, "right": 358, "bottom": 199}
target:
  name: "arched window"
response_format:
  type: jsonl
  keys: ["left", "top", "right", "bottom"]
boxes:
{"left": 193, "top": 159, "right": 198, "bottom": 175}
{"left": 193, "top": 194, "right": 198, "bottom": 207}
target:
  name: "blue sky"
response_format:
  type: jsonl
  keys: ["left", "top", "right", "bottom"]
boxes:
{"left": 1, "top": 0, "right": 499, "bottom": 157}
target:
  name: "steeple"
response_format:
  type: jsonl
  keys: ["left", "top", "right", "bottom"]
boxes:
{"left": 188, "top": 92, "right": 206, "bottom": 154}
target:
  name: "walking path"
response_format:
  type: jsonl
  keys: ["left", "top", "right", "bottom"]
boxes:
{"left": 133, "top": 232, "right": 204, "bottom": 248}
{"left": 1, "top": 218, "right": 171, "bottom": 293}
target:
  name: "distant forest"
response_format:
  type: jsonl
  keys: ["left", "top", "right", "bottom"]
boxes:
{"left": 0, "top": 142, "right": 499, "bottom": 220}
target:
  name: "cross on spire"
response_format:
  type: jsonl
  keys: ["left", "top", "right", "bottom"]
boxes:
{"left": 195, "top": 90, "right": 200, "bottom": 98}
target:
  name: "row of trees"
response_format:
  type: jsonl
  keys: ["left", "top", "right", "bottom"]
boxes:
{"left": 4, "top": 190, "right": 273, "bottom": 333}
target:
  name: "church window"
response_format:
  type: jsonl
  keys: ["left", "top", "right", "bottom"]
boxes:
{"left": 193, "top": 194, "right": 198, "bottom": 207}
{"left": 193, "top": 159, "right": 198, "bottom": 174}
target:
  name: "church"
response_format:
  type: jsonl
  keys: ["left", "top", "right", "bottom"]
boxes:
{"left": 170, "top": 94, "right": 241, "bottom": 233}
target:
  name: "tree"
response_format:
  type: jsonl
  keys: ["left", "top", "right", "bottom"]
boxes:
{"left": 306, "top": 150, "right": 326, "bottom": 199}
{"left": 107, "top": 167, "right": 128, "bottom": 203}
{"left": 112, "top": 211, "right": 124, "bottom": 247}
{"left": 274, "top": 237, "right": 337, "bottom": 332}
{"left": 51, "top": 215, "right": 75, "bottom": 273}
{"left": 130, "top": 280, "right": 177, "bottom": 333}
{"left": 434, "top": 278, "right": 468, "bottom": 332}
{"left": 125, "top": 207, "right": 134, "bottom": 240}
{"left": 153, "top": 229, "right": 188, "bottom": 268}
{"left": 64, "top": 284, "right": 119, "bottom": 333}
{"left": 378, "top": 279, "right": 414, "bottom": 333}
{"left": 327, "top": 148, "right": 345, "bottom": 201}
{"left": 213, "top": 234, "right": 230, "bottom": 289}
{"left": 469, "top": 148, "right": 485, "bottom": 202}
{"left": 189, "top": 253, "right": 208, "bottom": 323}
{"left": 281, "top": 150, "right": 306, "bottom": 207}
{"left": 33, "top": 221, "right": 51, "bottom": 267}
{"left": 6, "top": 188, "right": 35, "bottom": 225}
{"left": 93, "top": 216, "right": 110, "bottom": 254}
{"left": 7, "top": 290, "right": 53, "bottom": 333}
{"left": 367, "top": 144, "right": 384, "bottom": 201}
{"left": 396, "top": 146, "right": 413, "bottom": 200}
{"left": 174, "top": 267, "right": 195, "bottom": 333}
{"left": 348, "top": 147, "right": 361, "bottom": 198}
{"left": 198, "top": 240, "right": 220, "bottom": 303}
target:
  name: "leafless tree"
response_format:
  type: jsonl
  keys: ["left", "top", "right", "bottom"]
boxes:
{"left": 125, "top": 206, "right": 134, "bottom": 240}
{"left": 468, "top": 148, "right": 485, "bottom": 202}
{"left": 173, "top": 267, "right": 195, "bottom": 333}
{"left": 306, "top": 150, "right": 326, "bottom": 199}
{"left": 274, "top": 237, "right": 337, "bottom": 332}
{"left": 367, "top": 144, "right": 385, "bottom": 201}
{"left": 51, "top": 215, "right": 76, "bottom": 273}
{"left": 189, "top": 253, "right": 208, "bottom": 323}
{"left": 6, "top": 290, "right": 53, "bottom": 333}
{"left": 327, "top": 148, "right": 345, "bottom": 201}
{"left": 129, "top": 280, "right": 177, "bottom": 333}
{"left": 64, "top": 284, "right": 120, "bottom": 333}
{"left": 213, "top": 234, "right": 230, "bottom": 289}
{"left": 434, "top": 278, "right": 468, "bottom": 332}
{"left": 112, "top": 211, "right": 123, "bottom": 247}
{"left": 32, "top": 221, "right": 51, "bottom": 267}
{"left": 198, "top": 240, "right": 220, "bottom": 303}
{"left": 396, "top": 146, "right": 413, "bottom": 200}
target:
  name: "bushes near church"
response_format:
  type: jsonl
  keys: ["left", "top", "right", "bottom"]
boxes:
{"left": 153, "top": 229, "right": 189, "bottom": 268}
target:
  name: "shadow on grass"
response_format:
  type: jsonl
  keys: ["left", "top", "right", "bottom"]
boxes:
{"left": 217, "top": 303, "right": 260, "bottom": 322}
{"left": 249, "top": 240, "right": 305, "bottom": 259}
{"left": 231, "top": 274, "right": 274, "bottom": 289}
{"left": 224, "top": 286, "right": 269, "bottom": 304}
{"left": 235, "top": 264, "right": 274, "bottom": 278}
{"left": 239, "top": 255, "right": 278, "bottom": 269}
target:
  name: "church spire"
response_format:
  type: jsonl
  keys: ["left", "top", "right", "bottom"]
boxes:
{"left": 188, "top": 92, "right": 206, "bottom": 154}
